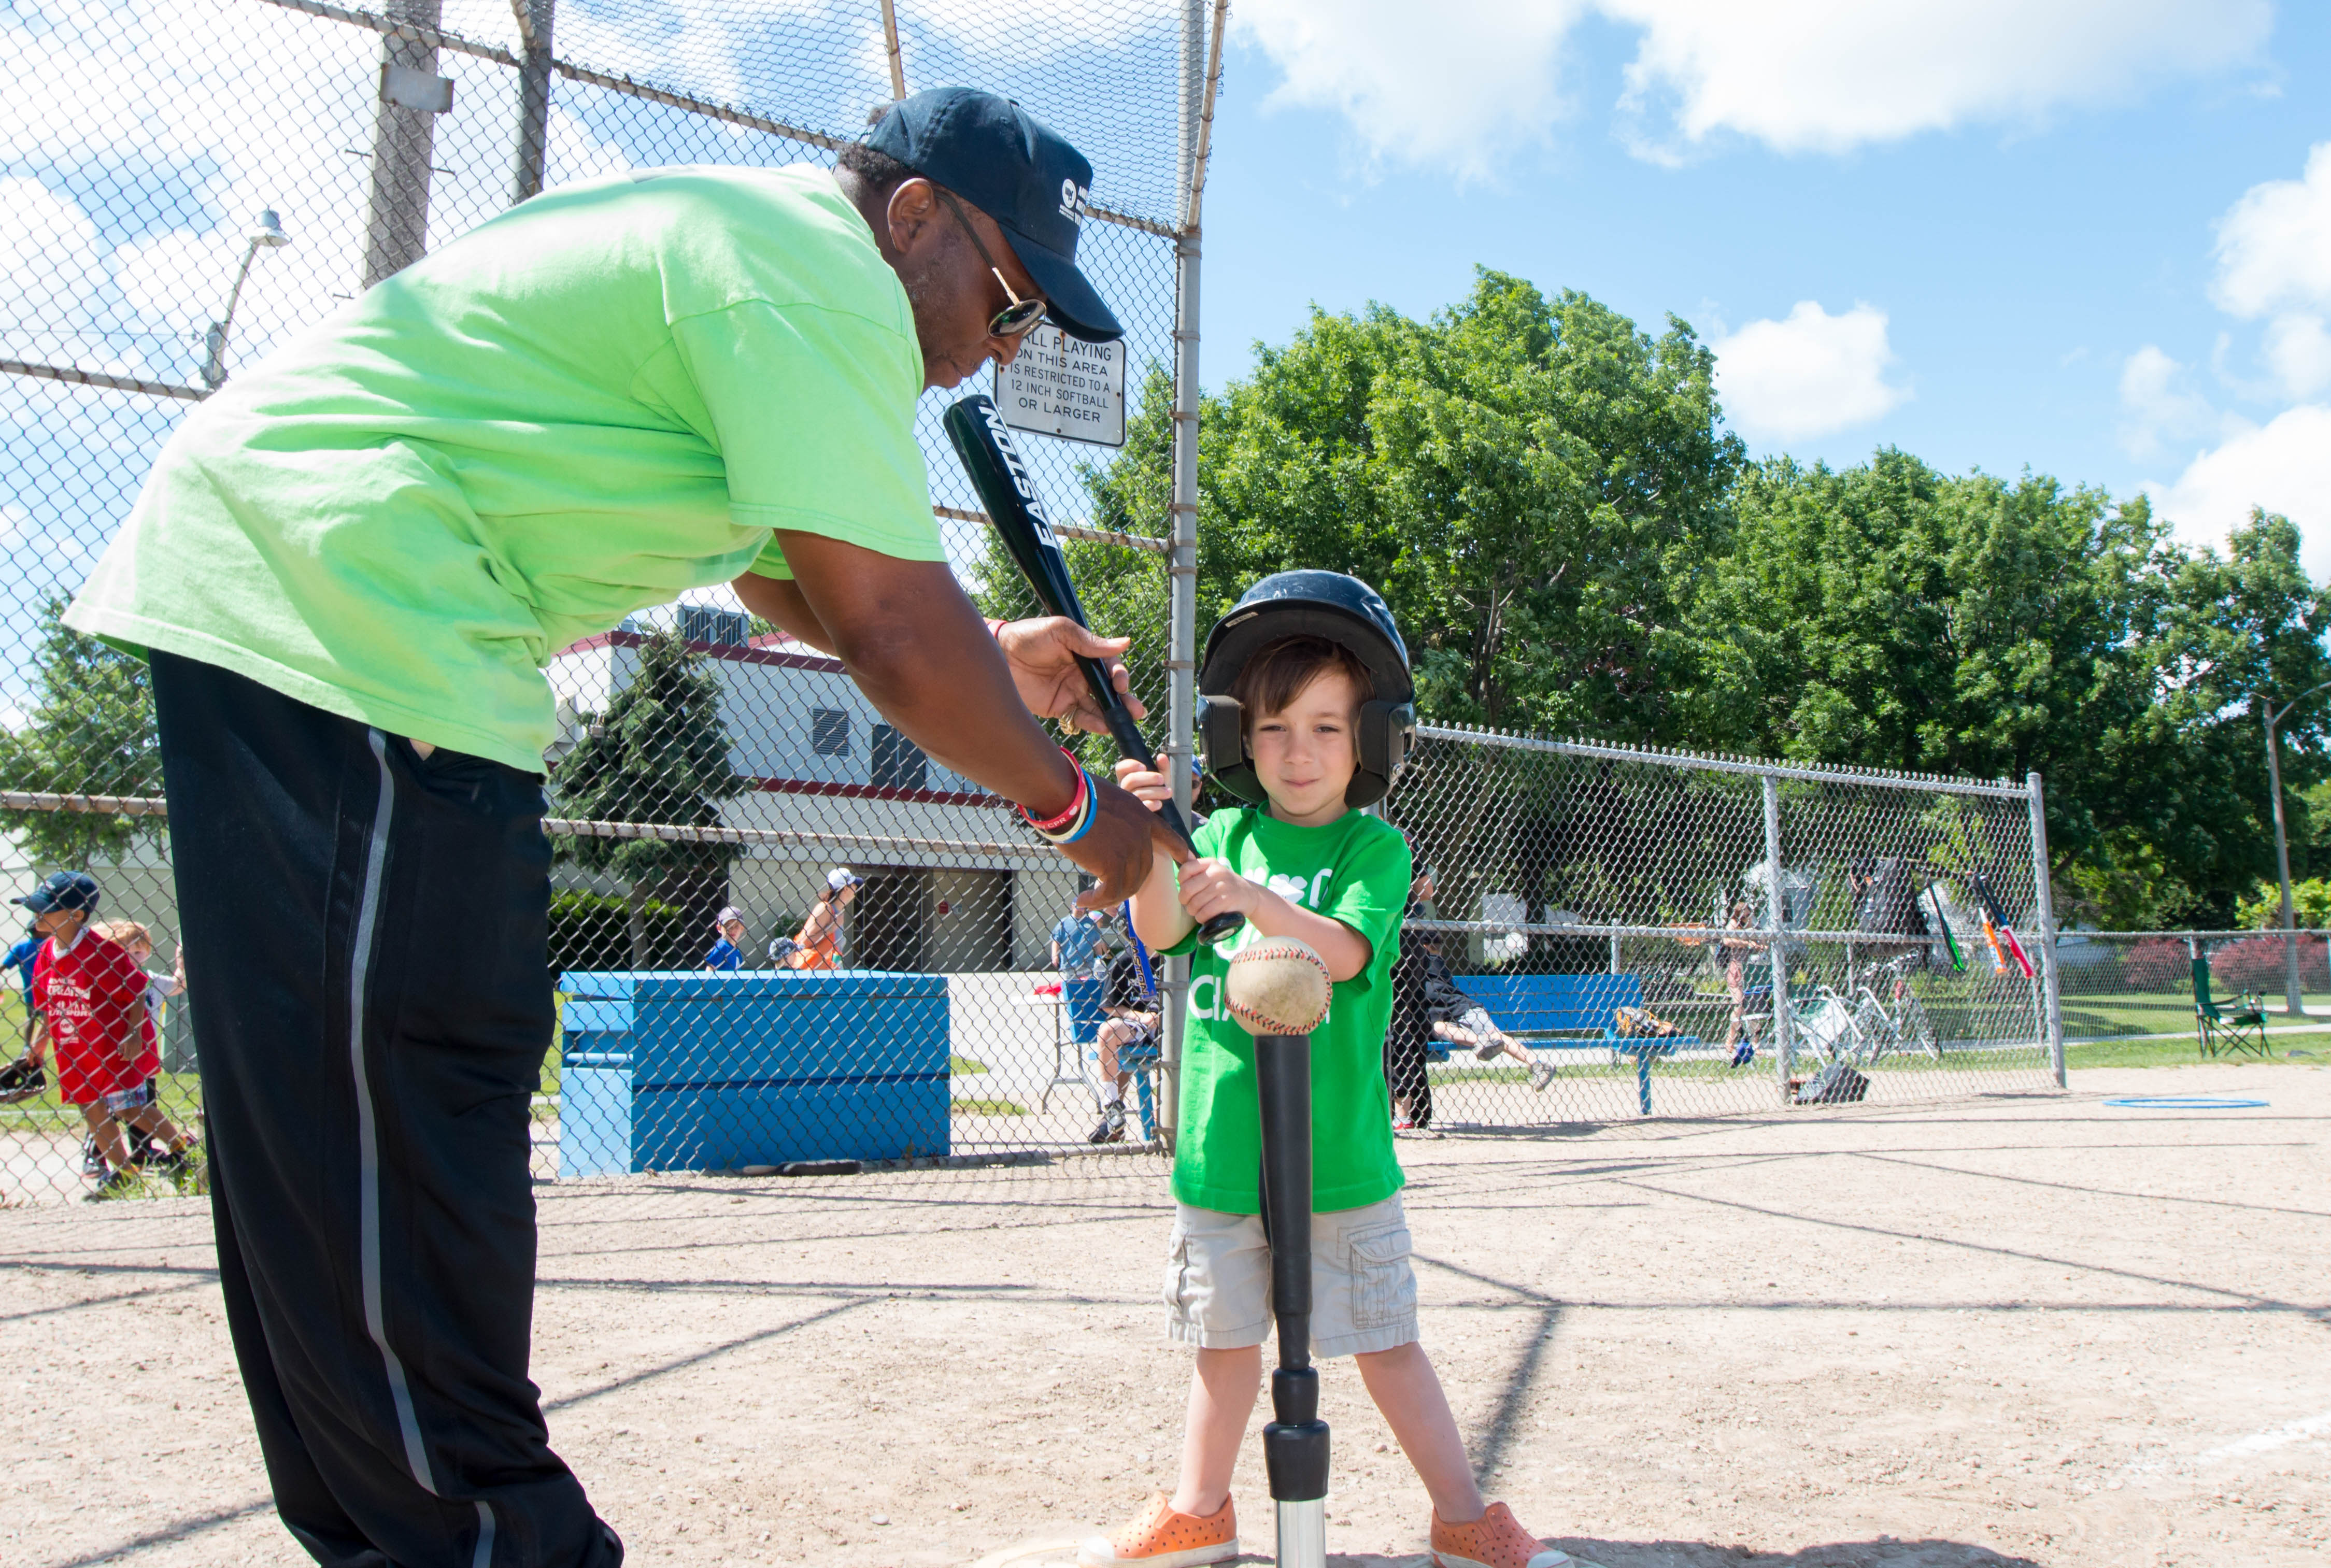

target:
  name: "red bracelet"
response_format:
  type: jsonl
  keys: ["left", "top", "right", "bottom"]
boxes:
{"left": 985, "top": 617, "right": 1008, "bottom": 639}
{"left": 1021, "top": 748, "right": 1087, "bottom": 832}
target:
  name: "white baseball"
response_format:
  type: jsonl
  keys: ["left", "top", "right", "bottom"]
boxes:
{"left": 1226, "top": 936, "right": 1333, "bottom": 1036}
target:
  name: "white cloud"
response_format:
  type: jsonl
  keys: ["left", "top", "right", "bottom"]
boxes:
{"left": 1234, "top": 0, "right": 1586, "bottom": 178}
{"left": 1712, "top": 301, "right": 1909, "bottom": 441}
{"left": 548, "top": 107, "right": 635, "bottom": 183}
{"left": 1605, "top": 0, "right": 2269, "bottom": 159}
{"left": 2211, "top": 142, "right": 2331, "bottom": 319}
{"left": 2262, "top": 314, "right": 2331, "bottom": 401}
{"left": 2146, "top": 406, "right": 2331, "bottom": 579}
{"left": 0, "top": 177, "right": 105, "bottom": 325}
{"left": 907, "top": 0, "right": 1181, "bottom": 52}
{"left": 2206, "top": 142, "right": 2331, "bottom": 399}
{"left": 2116, "top": 345, "right": 2225, "bottom": 459}
{"left": 1232, "top": 1, "right": 2266, "bottom": 172}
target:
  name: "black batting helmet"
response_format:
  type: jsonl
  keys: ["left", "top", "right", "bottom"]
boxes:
{"left": 1197, "top": 570, "right": 1416, "bottom": 808}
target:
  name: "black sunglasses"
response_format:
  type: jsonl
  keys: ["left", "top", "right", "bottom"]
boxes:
{"left": 933, "top": 187, "right": 1049, "bottom": 340}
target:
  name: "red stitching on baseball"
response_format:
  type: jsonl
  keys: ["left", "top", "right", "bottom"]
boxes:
{"left": 1228, "top": 940, "right": 1332, "bottom": 1031}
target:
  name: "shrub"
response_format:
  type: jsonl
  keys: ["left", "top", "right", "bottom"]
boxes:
{"left": 548, "top": 889, "right": 691, "bottom": 979}
{"left": 2209, "top": 933, "right": 2327, "bottom": 995}
{"left": 2117, "top": 937, "right": 2191, "bottom": 992}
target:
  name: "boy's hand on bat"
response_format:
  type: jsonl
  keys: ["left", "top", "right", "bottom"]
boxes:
{"left": 1176, "top": 857, "right": 1265, "bottom": 926}
{"left": 995, "top": 617, "right": 1144, "bottom": 733}
{"left": 1112, "top": 756, "right": 1174, "bottom": 810}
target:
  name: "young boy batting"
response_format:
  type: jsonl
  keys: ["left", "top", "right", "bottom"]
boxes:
{"left": 1085, "top": 573, "right": 1596, "bottom": 1568}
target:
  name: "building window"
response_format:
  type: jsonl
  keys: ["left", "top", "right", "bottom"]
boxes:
{"left": 679, "top": 605, "right": 750, "bottom": 647}
{"left": 872, "top": 725, "right": 928, "bottom": 791}
{"left": 811, "top": 708, "right": 851, "bottom": 757}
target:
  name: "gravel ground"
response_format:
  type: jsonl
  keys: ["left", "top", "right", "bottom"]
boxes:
{"left": 2, "top": 1061, "right": 2325, "bottom": 1568}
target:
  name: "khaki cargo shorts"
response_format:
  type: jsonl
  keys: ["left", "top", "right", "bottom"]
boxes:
{"left": 1163, "top": 1193, "right": 1419, "bottom": 1357}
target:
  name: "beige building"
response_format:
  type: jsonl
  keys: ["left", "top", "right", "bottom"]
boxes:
{"left": 545, "top": 603, "right": 1082, "bottom": 974}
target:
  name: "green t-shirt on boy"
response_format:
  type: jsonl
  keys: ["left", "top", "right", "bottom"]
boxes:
{"left": 1162, "top": 804, "right": 1411, "bottom": 1215}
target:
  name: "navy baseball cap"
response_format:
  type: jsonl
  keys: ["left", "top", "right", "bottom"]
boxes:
{"left": 864, "top": 87, "right": 1124, "bottom": 344}
{"left": 14, "top": 871, "right": 98, "bottom": 915}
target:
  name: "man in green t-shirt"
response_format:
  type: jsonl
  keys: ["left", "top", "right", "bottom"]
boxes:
{"left": 1095, "top": 574, "right": 1591, "bottom": 1568}
{"left": 66, "top": 88, "right": 1178, "bottom": 1566}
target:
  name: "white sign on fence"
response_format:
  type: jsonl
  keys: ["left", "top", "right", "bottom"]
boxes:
{"left": 993, "top": 324, "right": 1126, "bottom": 448}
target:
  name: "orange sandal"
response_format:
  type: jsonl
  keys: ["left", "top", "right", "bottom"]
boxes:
{"left": 1430, "top": 1501, "right": 1602, "bottom": 1568}
{"left": 1077, "top": 1493, "right": 1239, "bottom": 1568}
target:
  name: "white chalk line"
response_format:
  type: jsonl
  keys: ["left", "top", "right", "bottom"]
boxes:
{"left": 2197, "top": 1408, "right": 2331, "bottom": 1463}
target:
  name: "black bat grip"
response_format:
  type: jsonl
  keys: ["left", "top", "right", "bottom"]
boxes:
{"left": 1256, "top": 1031, "right": 1329, "bottom": 1505}
{"left": 1075, "top": 654, "right": 1244, "bottom": 945}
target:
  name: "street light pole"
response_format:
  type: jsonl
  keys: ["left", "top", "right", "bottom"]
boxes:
{"left": 2260, "top": 677, "right": 2331, "bottom": 1017}
{"left": 200, "top": 209, "right": 290, "bottom": 390}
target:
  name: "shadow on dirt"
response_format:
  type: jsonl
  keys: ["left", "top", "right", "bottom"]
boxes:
{"left": 1315, "top": 1541, "right": 2044, "bottom": 1568}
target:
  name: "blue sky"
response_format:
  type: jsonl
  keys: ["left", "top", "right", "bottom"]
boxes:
{"left": 5, "top": 0, "right": 2328, "bottom": 648}
{"left": 1197, "top": 1, "right": 2331, "bottom": 575}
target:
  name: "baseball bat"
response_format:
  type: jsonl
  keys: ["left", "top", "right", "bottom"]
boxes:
{"left": 944, "top": 394, "right": 1242, "bottom": 943}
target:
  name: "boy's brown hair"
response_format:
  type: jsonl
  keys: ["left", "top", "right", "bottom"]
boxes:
{"left": 1229, "top": 635, "right": 1372, "bottom": 728}
{"left": 92, "top": 919, "right": 151, "bottom": 948}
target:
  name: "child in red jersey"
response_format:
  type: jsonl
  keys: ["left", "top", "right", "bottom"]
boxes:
{"left": 91, "top": 918, "right": 199, "bottom": 1181}
{"left": 16, "top": 873, "right": 163, "bottom": 1199}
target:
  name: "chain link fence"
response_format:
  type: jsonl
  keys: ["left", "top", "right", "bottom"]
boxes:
{"left": 2048, "top": 928, "right": 2331, "bottom": 1045}
{"left": 1378, "top": 726, "right": 2070, "bottom": 1125}
{"left": 0, "top": 0, "right": 1227, "bottom": 1202}
{"left": 1, "top": 2, "right": 2153, "bottom": 1211}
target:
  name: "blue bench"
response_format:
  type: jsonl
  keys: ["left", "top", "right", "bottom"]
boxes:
{"left": 1453, "top": 973, "right": 1701, "bottom": 1115}
{"left": 557, "top": 970, "right": 949, "bottom": 1175}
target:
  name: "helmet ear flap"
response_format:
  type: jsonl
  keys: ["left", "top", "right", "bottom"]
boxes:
{"left": 1198, "top": 695, "right": 1266, "bottom": 804}
{"left": 1347, "top": 699, "right": 1416, "bottom": 807}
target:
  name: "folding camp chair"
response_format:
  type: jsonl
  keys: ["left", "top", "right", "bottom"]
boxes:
{"left": 2193, "top": 954, "right": 2268, "bottom": 1060}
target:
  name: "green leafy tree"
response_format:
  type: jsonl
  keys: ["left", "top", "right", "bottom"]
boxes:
{"left": 1171, "top": 272, "right": 1742, "bottom": 739}
{"left": 549, "top": 631, "right": 743, "bottom": 963}
{"left": 0, "top": 598, "right": 162, "bottom": 865}
{"left": 1692, "top": 466, "right": 2330, "bottom": 925}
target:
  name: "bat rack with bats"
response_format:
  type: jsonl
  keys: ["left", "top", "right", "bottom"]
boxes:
{"left": 944, "top": 393, "right": 1243, "bottom": 944}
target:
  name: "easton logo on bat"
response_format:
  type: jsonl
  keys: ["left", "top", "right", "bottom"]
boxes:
{"left": 976, "top": 400, "right": 1058, "bottom": 548}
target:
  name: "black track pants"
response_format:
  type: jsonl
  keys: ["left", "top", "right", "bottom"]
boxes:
{"left": 152, "top": 651, "right": 621, "bottom": 1568}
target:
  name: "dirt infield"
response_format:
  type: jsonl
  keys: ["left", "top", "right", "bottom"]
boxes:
{"left": 3, "top": 1061, "right": 2325, "bottom": 1568}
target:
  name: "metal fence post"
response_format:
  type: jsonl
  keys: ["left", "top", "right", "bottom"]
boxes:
{"left": 510, "top": 0, "right": 555, "bottom": 206}
{"left": 1762, "top": 772, "right": 1793, "bottom": 1102}
{"left": 362, "top": 0, "right": 446, "bottom": 288}
{"left": 1158, "top": 0, "right": 1209, "bottom": 1151}
{"left": 2027, "top": 771, "right": 2067, "bottom": 1086}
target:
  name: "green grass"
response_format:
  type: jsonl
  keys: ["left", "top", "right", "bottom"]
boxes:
{"left": 0, "top": 1066, "right": 205, "bottom": 1135}
{"left": 2063, "top": 1035, "right": 2321, "bottom": 1069}
{"left": 1427, "top": 1064, "right": 1533, "bottom": 1086}
{"left": 949, "top": 1096, "right": 1026, "bottom": 1116}
{"left": 2056, "top": 988, "right": 2331, "bottom": 1042}
{"left": 949, "top": 1054, "right": 989, "bottom": 1075}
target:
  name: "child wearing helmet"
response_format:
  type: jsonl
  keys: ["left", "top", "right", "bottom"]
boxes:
{"left": 1089, "top": 573, "right": 1591, "bottom": 1568}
